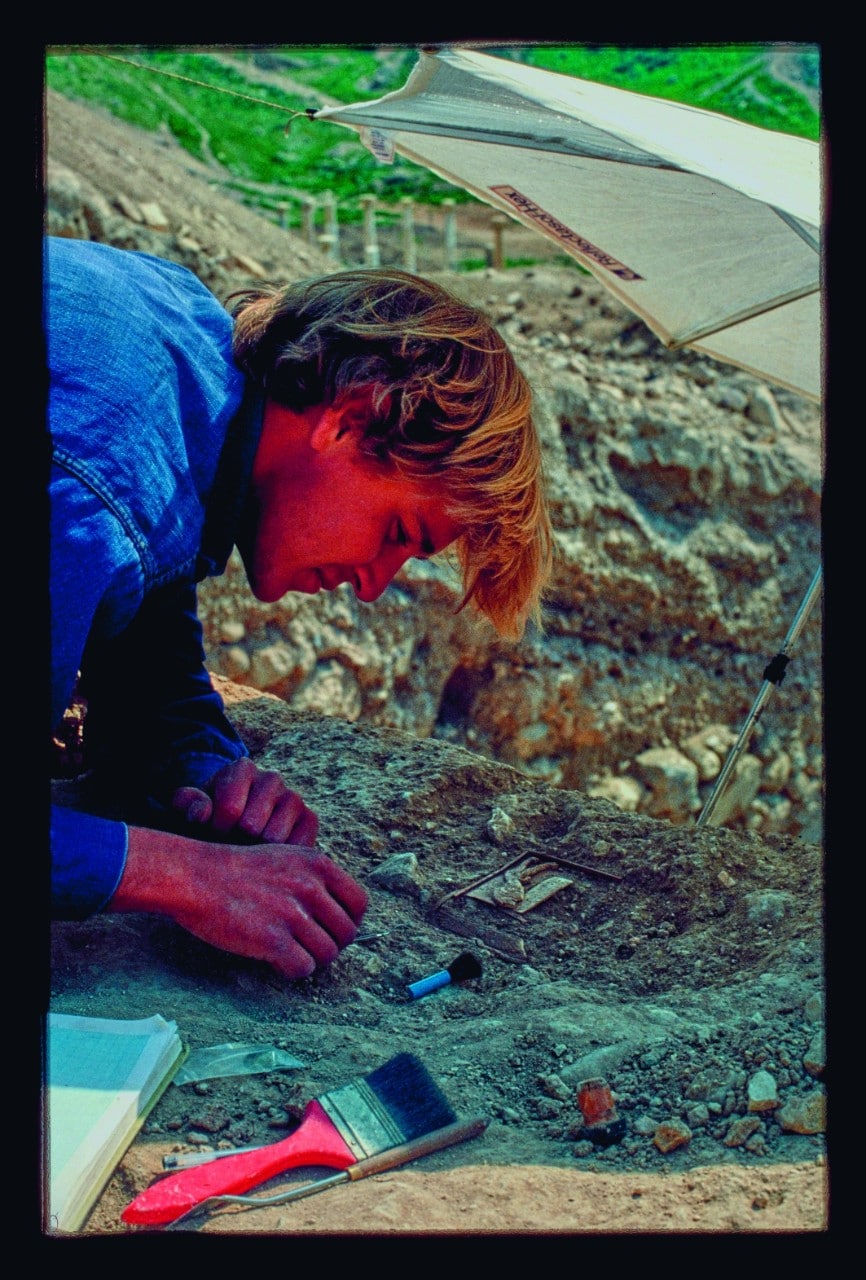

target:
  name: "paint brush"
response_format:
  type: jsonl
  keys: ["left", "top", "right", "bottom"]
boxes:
{"left": 407, "top": 951, "right": 482, "bottom": 999}
{"left": 121, "top": 1053, "right": 456, "bottom": 1227}
{"left": 168, "top": 1117, "right": 489, "bottom": 1226}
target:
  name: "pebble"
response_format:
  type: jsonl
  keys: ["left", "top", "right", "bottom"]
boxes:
{"left": 653, "top": 1120, "right": 692, "bottom": 1153}
{"left": 487, "top": 806, "right": 515, "bottom": 844}
{"left": 367, "top": 852, "right": 421, "bottom": 893}
{"left": 538, "top": 1072, "right": 571, "bottom": 1101}
{"left": 187, "top": 1105, "right": 231, "bottom": 1133}
{"left": 777, "top": 1089, "right": 826, "bottom": 1134}
{"left": 803, "top": 1031, "right": 825, "bottom": 1077}
{"left": 219, "top": 619, "right": 246, "bottom": 643}
{"left": 745, "top": 1132, "right": 769, "bottom": 1155}
{"left": 685, "top": 1102, "right": 710, "bottom": 1129}
{"left": 723, "top": 1115, "right": 761, "bottom": 1147}
{"left": 747, "top": 1070, "right": 779, "bottom": 1112}
{"left": 633, "top": 1114, "right": 657, "bottom": 1136}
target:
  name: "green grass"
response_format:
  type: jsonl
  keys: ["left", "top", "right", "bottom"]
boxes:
{"left": 45, "top": 43, "right": 820, "bottom": 230}
{"left": 515, "top": 44, "right": 820, "bottom": 140}
{"left": 45, "top": 47, "right": 464, "bottom": 213}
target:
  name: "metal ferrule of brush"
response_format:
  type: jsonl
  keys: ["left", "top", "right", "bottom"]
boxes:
{"left": 318, "top": 1080, "right": 407, "bottom": 1160}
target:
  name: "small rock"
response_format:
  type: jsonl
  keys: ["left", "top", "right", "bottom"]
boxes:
{"left": 634, "top": 748, "right": 700, "bottom": 820}
{"left": 744, "top": 1132, "right": 769, "bottom": 1155}
{"left": 653, "top": 1119, "right": 692, "bottom": 1153}
{"left": 723, "top": 1115, "right": 761, "bottom": 1147}
{"left": 680, "top": 733, "right": 722, "bottom": 781}
{"left": 187, "top": 1105, "right": 231, "bottom": 1133}
{"left": 232, "top": 251, "right": 268, "bottom": 278}
{"left": 538, "top": 1072, "right": 571, "bottom": 1102}
{"left": 777, "top": 1089, "right": 826, "bottom": 1134}
{"left": 747, "top": 1070, "right": 779, "bottom": 1112}
{"left": 219, "top": 619, "right": 246, "bottom": 643}
{"left": 487, "top": 806, "right": 515, "bottom": 844}
{"left": 705, "top": 754, "right": 763, "bottom": 825}
{"left": 803, "top": 1031, "right": 826, "bottom": 1077}
{"left": 220, "top": 646, "right": 251, "bottom": 677}
{"left": 367, "top": 852, "right": 422, "bottom": 894}
{"left": 139, "top": 200, "right": 170, "bottom": 230}
{"left": 762, "top": 751, "right": 792, "bottom": 793}
{"left": 685, "top": 1102, "right": 710, "bottom": 1129}
{"left": 748, "top": 385, "right": 785, "bottom": 430}
{"left": 114, "top": 193, "right": 144, "bottom": 223}
{"left": 586, "top": 775, "right": 644, "bottom": 812}
{"left": 633, "top": 1114, "right": 657, "bottom": 1136}
{"left": 492, "top": 870, "right": 526, "bottom": 907}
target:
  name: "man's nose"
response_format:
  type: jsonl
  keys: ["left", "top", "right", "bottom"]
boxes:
{"left": 355, "top": 544, "right": 414, "bottom": 602}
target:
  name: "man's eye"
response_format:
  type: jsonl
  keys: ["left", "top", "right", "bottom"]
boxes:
{"left": 392, "top": 520, "right": 410, "bottom": 547}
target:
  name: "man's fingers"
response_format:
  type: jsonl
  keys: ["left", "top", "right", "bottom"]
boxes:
{"left": 172, "top": 787, "right": 212, "bottom": 825}
{"left": 207, "top": 760, "right": 256, "bottom": 832}
{"left": 207, "top": 762, "right": 319, "bottom": 845}
{"left": 319, "top": 859, "right": 369, "bottom": 928}
{"left": 261, "top": 792, "right": 319, "bottom": 846}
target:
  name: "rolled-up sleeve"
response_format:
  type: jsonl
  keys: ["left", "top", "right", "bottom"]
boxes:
{"left": 50, "top": 805, "right": 128, "bottom": 919}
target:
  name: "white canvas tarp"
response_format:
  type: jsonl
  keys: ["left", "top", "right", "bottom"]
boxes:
{"left": 315, "top": 49, "right": 822, "bottom": 403}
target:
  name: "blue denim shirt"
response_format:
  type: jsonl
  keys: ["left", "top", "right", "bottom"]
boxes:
{"left": 48, "top": 238, "right": 264, "bottom": 918}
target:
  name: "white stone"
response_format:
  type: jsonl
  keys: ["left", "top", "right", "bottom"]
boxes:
{"left": 634, "top": 748, "right": 700, "bottom": 820}
{"left": 747, "top": 1070, "right": 779, "bottom": 1112}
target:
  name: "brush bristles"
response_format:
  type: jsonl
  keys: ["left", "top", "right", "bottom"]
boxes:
{"left": 447, "top": 952, "right": 482, "bottom": 983}
{"left": 364, "top": 1053, "right": 457, "bottom": 1142}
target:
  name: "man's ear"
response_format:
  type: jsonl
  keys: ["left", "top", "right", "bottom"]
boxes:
{"left": 308, "top": 391, "right": 377, "bottom": 453}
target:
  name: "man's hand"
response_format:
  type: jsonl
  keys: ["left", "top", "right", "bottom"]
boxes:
{"left": 171, "top": 758, "right": 318, "bottom": 846}
{"left": 110, "top": 827, "right": 368, "bottom": 980}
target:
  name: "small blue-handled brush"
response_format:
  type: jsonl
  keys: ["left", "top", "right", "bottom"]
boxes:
{"left": 407, "top": 951, "right": 482, "bottom": 999}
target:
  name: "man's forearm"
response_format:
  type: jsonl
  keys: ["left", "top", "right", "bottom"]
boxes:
{"left": 107, "top": 826, "right": 369, "bottom": 980}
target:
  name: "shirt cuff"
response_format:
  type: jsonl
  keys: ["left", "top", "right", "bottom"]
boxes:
{"left": 51, "top": 805, "right": 128, "bottom": 919}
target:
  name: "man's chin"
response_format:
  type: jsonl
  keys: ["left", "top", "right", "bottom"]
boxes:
{"left": 250, "top": 569, "right": 323, "bottom": 602}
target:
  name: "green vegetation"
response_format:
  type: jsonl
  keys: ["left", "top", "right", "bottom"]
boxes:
{"left": 45, "top": 44, "right": 820, "bottom": 241}
{"left": 45, "top": 47, "right": 459, "bottom": 227}
{"left": 515, "top": 45, "right": 820, "bottom": 140}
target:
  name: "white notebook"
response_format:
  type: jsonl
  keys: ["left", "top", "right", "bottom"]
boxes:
{"left": 44, "top": 1012, "right": 185, "bottom": 1233}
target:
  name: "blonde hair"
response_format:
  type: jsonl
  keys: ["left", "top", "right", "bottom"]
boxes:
{"left": 229, "top": 270, "right": 552, "bottom": 638}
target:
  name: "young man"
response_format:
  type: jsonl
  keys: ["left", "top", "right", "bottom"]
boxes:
{"left": 49, "top": 236, "right": 552, "bottom": 979}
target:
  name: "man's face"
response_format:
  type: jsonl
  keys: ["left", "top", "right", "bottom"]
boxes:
{"left": 238, "top": 395, "right": 463, "bottom": 605}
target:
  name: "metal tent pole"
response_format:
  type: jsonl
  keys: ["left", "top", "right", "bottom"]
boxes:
{"left": 696, "top": 565, "right": 823, "bottom": 829}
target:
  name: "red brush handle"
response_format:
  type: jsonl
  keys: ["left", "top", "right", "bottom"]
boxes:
{"left": 122, "top": 1100, "right": 356, "bottom": 1226}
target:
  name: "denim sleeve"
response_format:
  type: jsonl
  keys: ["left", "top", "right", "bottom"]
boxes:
{"left": 50, "top": 806, "right": 128, "bottom": 919}
{"left": 78, "top": 577, "right": 250, "bottom": 819}
{"left": 51, "top": 466, "right": 143, "bottom": 917}
{"left": 51, "top": 465, "right": 248, "bottom": 917}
